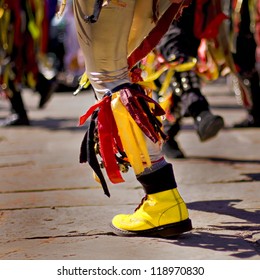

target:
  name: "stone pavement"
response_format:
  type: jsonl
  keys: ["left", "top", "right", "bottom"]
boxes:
{"left": 0, "top": 81, "right": 259, "bottom": 260}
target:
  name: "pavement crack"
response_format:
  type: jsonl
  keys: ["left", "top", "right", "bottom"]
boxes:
{"left": 211, "top": 179, "right": 253, "bottom": 184}
{"left": 0, "top": 161, "right": 35, "bottom": 168}
{"left": 24, "top": 232, "right": 116, "bottom": 240}
{"left": 0, "top": 186, "right": 100, "bottom": 194}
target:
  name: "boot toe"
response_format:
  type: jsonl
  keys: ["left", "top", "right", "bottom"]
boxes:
{"left": 195, "top": 112, "right": 224, "bottom": 142}
{"left": 111, "top": 214, "right": 154, "bottom": 232}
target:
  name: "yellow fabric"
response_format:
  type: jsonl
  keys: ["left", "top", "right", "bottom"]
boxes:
{"left": 79, "top": 72, "right": 91, "bottom": 88}
{"left": 141, "top": 54, "right": 197, "bottom": 84}
{"left": 0, "top": 7, "right": 11, "bottom": 52}
{"left": 111, "top": 92, "right": 152, "bottom": 175}
{"left": 140, "top": 52, "right": 197, "bottom": 111}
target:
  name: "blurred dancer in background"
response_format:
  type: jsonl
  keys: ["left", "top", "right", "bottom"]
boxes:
{"left": 0, "top": 0, "right": 58, "bottom": 126}
{"left": 49, "top": 0, "right": 85, "bottom": 91}
{"left": 232, "top": 0, "right": 260, "bottom": 128}
{"left": 145, "top": 0, "right": 225, "bottom": 158}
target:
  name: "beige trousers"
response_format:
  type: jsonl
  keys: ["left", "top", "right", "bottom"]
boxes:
{"left": 73, "top": 0, "right": 172, "bottom": 94}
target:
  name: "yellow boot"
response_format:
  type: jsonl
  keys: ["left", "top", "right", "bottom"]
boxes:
{"left": 111, "top": 188, "right": 192, "bottom": 237}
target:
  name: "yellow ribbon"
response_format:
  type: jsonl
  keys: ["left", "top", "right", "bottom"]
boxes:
{"left": 111, "top": 93, "right": 151, "bottom": 175}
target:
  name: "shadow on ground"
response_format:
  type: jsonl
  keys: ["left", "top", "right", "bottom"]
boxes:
{"left": 28, "top": 118, "right": 88, "bottom": 131}
{"left": 157, "top": 199, "right": 260, "bottom": 259}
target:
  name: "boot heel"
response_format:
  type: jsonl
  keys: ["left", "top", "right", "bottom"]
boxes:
{"left": 158, "top": 218, "right": 192, "bottom": 238}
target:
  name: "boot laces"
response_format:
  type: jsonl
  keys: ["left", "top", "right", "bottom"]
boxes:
{"left": 134, "top": 195, "right": 148, "bottom": 211}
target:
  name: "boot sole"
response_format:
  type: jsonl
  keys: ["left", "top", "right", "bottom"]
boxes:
{"left": 198, "top": 117, "right": 224, "bottom": 142}
{"left": 110, "top": 218, "right": 192, "bottom": 238}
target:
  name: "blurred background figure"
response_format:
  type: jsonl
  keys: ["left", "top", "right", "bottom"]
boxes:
{"left": 48, "top": 0, "right": 85, "bottom": 92}
{"left": 140, "top": 0, "right": 225, "bottom": 158}
{"left": 0, "top": 0, "right": 58, "bottom": 126}
{"left": 231, "top": 0, "right": 260, "bottom": 128}
{"left": 140, "top": 0, "right": 260, "bottom": 158}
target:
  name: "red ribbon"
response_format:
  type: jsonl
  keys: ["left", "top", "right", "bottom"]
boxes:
{"left": 194, "top": 0, "right": 228, "bottom": 40}
{"left": 79, "top": 95, "right": 125, "bottom": 184}
{"left": 98, "top": 97, "right": 124, "bottom": 184}
{"left": 79, "top": 96, "right": 110, "bottom": 126}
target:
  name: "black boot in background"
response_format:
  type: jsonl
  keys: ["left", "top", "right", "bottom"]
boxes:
{"left": 0, "top": 85, "right": 30, "bottom": 127}
{"left": 175, "top": 71, "right": 225, "bottom": 142}
{"left": 36, "top": 72, "right": 58, "bottom": 109}
{"left": 162, "top": 120, "right": 185, "bottom": 158}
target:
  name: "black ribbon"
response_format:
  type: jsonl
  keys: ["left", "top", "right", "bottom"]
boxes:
{"left": 80, "top": 110, "right": 110, "bottom": 197}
